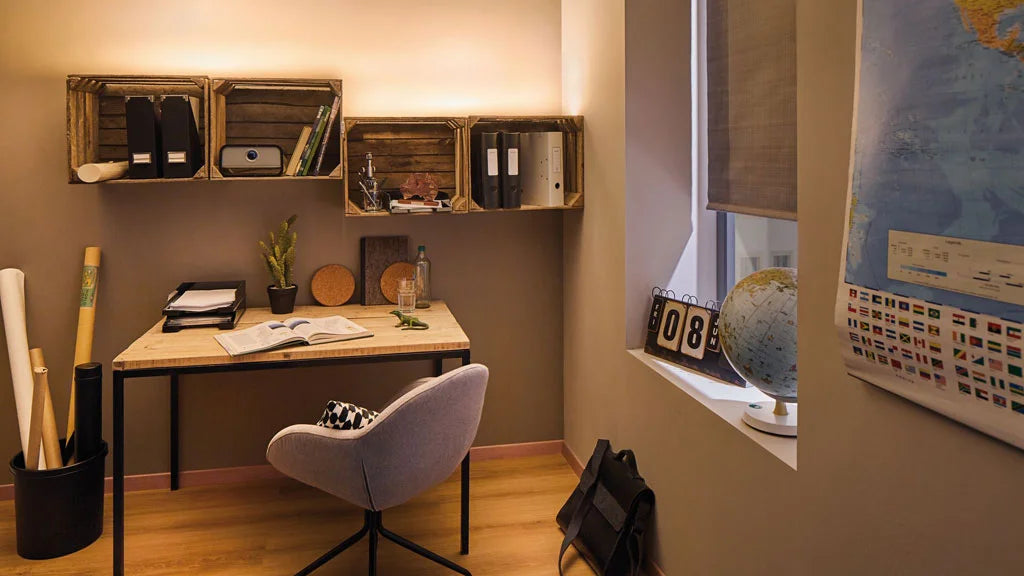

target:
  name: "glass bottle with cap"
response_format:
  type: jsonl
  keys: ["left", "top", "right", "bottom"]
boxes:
{"left": 414, "top": 245, "right": 431, "bottom": 309}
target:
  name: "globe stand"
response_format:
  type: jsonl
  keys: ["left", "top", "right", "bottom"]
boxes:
{"left": 741, "top": 400, "right": 797, "bottom": 437}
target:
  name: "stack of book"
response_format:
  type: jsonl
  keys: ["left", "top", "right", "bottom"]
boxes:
{"left": 162, "top": 281, "right": 246, "bottom": 332}
{"left": 284, "top": 96, "right": 341, "bottom": 176}
{"left": 389, "top": 198, "right": 454, "bottom": 214}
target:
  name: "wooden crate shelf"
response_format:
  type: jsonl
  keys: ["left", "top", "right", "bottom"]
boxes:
{"left": 343, "top": 117, "right": 468, "bottom": 216}
{"left": 466, "top": 115, "right": 584, "bottom": 212}
{"left": 66, "top": 75, "right": 209, "bottom": 183}
{"left": 209, "top": 78, "right": 343, "bottom": 180}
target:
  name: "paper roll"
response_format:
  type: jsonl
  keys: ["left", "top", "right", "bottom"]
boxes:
{"left": 68, "top": 247, "right": 101, "bottom": 451}
{"left": 77, "top": 161, "right": 128, "bottom": 183}
{"left": 0, "top": 268, "right": 45, "bottom": 468}
{"left": 29, "top": 348, "right": 63, "bottom": 469}
{"left": 26, "top": 367, "right": 48, "bottom": 471}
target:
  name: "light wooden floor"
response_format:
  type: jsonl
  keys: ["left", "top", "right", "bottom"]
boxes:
{"left": 0, "top": 454, "right": 595, "bottom": 575}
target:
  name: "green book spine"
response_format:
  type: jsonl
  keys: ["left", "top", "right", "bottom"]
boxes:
{"left": 300, "top": 106, "right": 330, "bottom": 176}
{"left": 297, "top": 105, "right": 327, "bottom": 176}
{"left": 312, "top": 95, "right": 341, "bottom": 176}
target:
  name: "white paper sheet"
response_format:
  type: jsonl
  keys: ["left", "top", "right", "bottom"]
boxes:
{"left": 0, "top": 268, "right": 46, "bottom": 467}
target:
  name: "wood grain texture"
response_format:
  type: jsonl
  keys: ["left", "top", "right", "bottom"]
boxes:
{"left": 466, "top": 115, "right": 585, "bottom": 212}
{"left": 210, "top": 78, "right": 343, "bottom": 180}
{"left": 0, "top": 454, "right": 596, "bottom": 576}
{"left": 112, "top": 302, "right": 469, "bottom": 371}
{"left": 359, "top": 236, "right": 408, "bottom": 306}
{"left": 66, "top": 75, "right": 209, "bottom": 183}
{"left": 343, "top": 117, "right": 468, "bottom": 216}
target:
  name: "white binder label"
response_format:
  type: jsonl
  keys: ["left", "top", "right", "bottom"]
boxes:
{"left": 552, "top": 147, "right": 562, "bottom": 173}
{"left": 167, "top": 151, "right": 187, "bottom": 164}
{"left": 487, "top": 149, "right": 498, "bottom": 176}
{"left": 132, "top": 152, "right": 151, "bottom": 164}
{"left": 508, "top": 149, "right": 519, "bottom": 176}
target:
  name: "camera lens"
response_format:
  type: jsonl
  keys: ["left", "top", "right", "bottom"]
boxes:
{"left": 246, "top": 149, "right": 259, "bottom": 162}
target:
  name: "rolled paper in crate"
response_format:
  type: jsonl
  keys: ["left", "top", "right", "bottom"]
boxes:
{"left": 0, "top": 268, "right": 46, "bottom": 467}
{"left": 76, "top": 161, "right": 128, "bottom": 183}
{"left": 74, "top": 362, "right": 103, "bottom": 463}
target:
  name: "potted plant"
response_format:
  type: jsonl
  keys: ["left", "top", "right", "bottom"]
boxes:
{"left": 259, "top": 215, "right": 298, "bottom": 314}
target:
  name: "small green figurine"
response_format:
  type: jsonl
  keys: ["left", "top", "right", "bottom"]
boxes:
{"left": 391, "top": 310, "right": 429, "bottom": 330}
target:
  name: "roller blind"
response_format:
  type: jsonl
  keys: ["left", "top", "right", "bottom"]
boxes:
{"left": 706, "top": 0, "right": 797, "bottom": 220}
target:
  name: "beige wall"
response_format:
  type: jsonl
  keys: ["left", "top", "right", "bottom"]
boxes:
{"left": 563, "top": 0, "right": 1024, "bottom": 574}
{"left": 0, "top": 0, "right": 565, "bottom": 476}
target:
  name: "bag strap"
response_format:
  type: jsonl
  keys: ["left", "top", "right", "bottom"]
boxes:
{"left": 558, "top": 439, "right": 610, "bottom": 576}
{"left": 615, "top": 449, "right": 639, "bottom": 476}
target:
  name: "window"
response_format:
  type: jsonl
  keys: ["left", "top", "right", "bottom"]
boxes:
{"left": 716, "top": 213, "right": 799, "bottom": 299}
{"left": 695, "top": 0, "right": 798, "bottom": 300}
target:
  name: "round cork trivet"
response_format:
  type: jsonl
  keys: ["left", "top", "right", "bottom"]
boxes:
{"left": 311, "top": 264, "right": 355, "bottom": 306}
{"left": 380, "top": 261, "right": 416, "bottom": 304}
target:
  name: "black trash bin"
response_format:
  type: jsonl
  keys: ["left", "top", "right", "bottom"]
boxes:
{"left": 9, "top": 439, "right": 108, "bottom": 559}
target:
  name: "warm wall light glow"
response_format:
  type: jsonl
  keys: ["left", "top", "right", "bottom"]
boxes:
{"left": 0, "top": 0, "right": 563, "bottom": 116}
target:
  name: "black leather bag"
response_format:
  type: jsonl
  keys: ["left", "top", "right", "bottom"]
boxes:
{"left": 556, "top": 439, "right": 655, "bottom": 576}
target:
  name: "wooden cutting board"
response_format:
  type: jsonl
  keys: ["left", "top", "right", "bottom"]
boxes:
{"left": 360, "top": 236, "right": 409, "bottom": 305}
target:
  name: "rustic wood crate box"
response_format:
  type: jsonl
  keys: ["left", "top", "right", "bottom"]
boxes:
{"left": 466, "top": 115, "right": 584, "bottom": 211}
{"left": 343, "top": 117, "right": 468, "bottom": 216}
{"left": 209, "top": 78, "right": 343, "bottom": 180}
{"left": 66, "top": 75, "right": 209, "bottom": 183}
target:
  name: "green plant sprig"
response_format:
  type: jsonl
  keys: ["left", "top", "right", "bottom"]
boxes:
{"left": 259, "top": 214, "right": 297, "bottom": 289}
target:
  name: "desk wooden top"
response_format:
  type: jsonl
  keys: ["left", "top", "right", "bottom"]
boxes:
{"left": 112, "top": 301, "right": 470, "bottom": 372}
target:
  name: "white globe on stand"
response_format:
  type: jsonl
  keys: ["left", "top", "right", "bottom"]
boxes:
{"left": 719, "top": 267, "right": 798, "bottom": 437}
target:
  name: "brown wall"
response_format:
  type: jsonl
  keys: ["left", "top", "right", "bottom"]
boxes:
{"left": 563, "top": 0, "right": 1024, "bottom": 574}
{"left": 0, "top": 0, "right": 565, "bottom": 476}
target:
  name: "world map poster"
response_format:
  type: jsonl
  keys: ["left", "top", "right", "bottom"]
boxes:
{"left": 836, "top": 0, "right": 1024, "bottom": 449}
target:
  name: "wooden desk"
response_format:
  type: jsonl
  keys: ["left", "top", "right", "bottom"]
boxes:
{"left": 111, "top": 302, "right": 471, "bottom": 576}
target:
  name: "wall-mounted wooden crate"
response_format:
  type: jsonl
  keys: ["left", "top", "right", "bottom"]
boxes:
{"left": 466, "top": 115, "right": 584, "bottom": 212}
{"left": 209, "top": 78, "right": 343, "bottom": 180}
{"left": 66, "top": 75, "right": 209, "bottom": 183}
{"left": 343, "top": 117, "right": 468, "bottom": 216}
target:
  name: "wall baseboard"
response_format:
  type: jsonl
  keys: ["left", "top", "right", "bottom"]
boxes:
{"left": 471, "top": 439, "right": 564, "bottom": 461}
{"left": 0, "top": 440, "right": 566, "bottom": 501}
{"left": 559, "top": 440, "right": 667, "bottom": 576}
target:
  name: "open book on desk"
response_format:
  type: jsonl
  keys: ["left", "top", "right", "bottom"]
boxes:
{"left": 214, "top": 316, "right": 373, "bottom": 356}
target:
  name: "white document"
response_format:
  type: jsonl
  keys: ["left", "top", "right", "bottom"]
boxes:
{"left": 215, "top": 316, "right": 372, "bottom": 356}
{"left": 166, "top": 289, "right": 237, "bottom": 312}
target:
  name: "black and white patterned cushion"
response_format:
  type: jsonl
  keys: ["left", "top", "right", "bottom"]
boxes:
{"left": 316, "top": 400, "right": 379, "bottom": 430}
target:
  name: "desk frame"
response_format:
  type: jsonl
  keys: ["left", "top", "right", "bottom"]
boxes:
{"left": 113, "top": 348, "right": 471, "bottom": 576}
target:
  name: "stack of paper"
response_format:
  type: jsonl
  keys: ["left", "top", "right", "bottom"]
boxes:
{"left": 166, "top": 289, "right": 237, "bottom": 312}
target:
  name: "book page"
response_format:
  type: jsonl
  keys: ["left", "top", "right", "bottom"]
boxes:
{"left": 215, "top": 321, "right": 302, "bottom": 355}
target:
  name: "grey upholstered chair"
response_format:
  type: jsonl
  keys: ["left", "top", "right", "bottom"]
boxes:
{"left": 267, "top": 363, "right": 489, "bottom": 576}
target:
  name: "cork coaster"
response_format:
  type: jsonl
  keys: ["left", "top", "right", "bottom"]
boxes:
{"left": 380, "top": 262, "right": 416, "bottom": 304}
{"left": 311, "top": 264, "right": 355, "bottom": 306}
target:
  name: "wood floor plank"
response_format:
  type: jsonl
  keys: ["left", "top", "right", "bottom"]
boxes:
{"left": 0, "top": 454, "right": 596, "bottom": 575}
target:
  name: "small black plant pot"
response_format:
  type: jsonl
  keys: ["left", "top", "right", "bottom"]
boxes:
{"left": 268, "top": 285, "right": 297, "bottom": 314}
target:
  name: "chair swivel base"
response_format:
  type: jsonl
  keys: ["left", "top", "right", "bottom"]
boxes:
{"left": 295, "top": 509, "right": 471, "bottom": 576}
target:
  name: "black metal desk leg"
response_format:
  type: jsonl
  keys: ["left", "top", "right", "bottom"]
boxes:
{"left": 114, "top": 371, "right": 125, "bottom": 576}
{"left": 170, "top": 373, "right": 179, "bottom": 491}
{"left": 460, "top": 350, "right": 471, "bottom": 554}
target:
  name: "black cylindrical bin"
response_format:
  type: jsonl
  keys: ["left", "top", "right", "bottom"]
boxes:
{"left": 9, "top": 440, "right": 108, "bottom": 559}
{"left": 74, "top": 362, "right": 103, "bottom": 463}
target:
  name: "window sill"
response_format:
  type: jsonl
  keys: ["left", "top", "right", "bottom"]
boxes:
{"left": 627, "top": 349, "right": 797, "bottom": 470}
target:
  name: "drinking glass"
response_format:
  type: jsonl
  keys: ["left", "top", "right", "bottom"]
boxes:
{"left": 397, "top": 278, "right": 417, "bottom": 314}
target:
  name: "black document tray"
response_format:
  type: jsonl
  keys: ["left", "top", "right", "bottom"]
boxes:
{"left": 162, "top": 281, "right": 246, "bottom": 318}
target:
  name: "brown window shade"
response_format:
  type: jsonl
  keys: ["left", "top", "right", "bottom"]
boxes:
{"left": 707, "top": 0, "right": 797, "bottom": 221}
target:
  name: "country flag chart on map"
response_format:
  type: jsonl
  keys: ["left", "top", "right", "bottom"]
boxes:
{"left": 835, "top": 0, "right": 1024, "bottom": 450}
